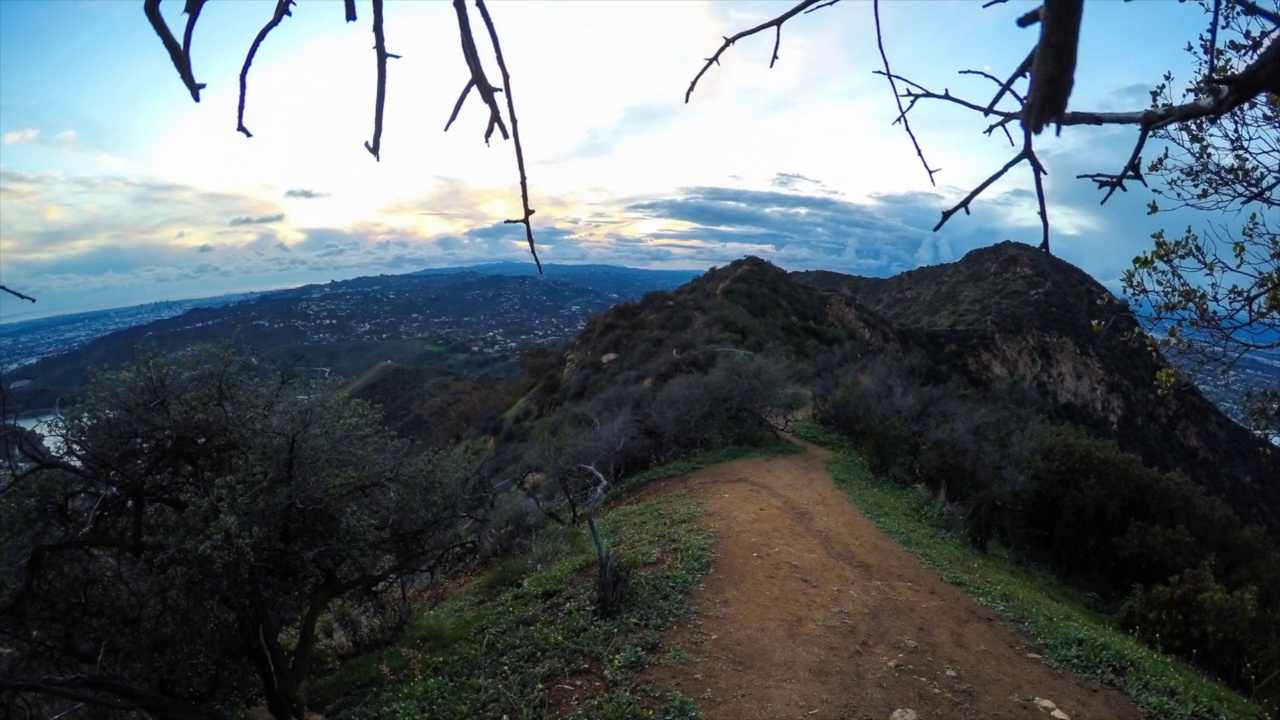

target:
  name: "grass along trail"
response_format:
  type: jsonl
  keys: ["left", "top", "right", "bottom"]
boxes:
{"left": 634, "top": 439, "right": 1143, "bottom": 720}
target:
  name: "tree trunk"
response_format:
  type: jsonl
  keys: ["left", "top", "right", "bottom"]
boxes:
{"left": 586, "top": 514, "right": 629, "bottom": 619}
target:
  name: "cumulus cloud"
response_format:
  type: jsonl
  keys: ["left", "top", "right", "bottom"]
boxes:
{"left": 196, "top": 243, "right": 214, "bottom": 253}
{"left": 3, "top": 128, "right": 38, "bottom": 144}
{"left": 229, "top": 213, "right": 285, "bottom": 226}
{"left": 284, "top": 188, "right": 329, "bottom": 199}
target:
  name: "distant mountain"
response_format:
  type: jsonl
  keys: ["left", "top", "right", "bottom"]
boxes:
{"left": 1, "top": 295, "right": 258, "bottom": 373}
{"left": 3, "top": 265, "right": 689, "bottom": 416}
{"left": 413, "top": 262, "right": 700, "bottom": 299}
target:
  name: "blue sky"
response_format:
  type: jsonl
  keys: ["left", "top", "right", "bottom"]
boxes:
{"left": 0, "top": 0, "right": 1221, "bottom": 321}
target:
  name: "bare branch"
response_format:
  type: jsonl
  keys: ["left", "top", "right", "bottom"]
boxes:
{"left": 181, "top": 0, "right": 206, "bottom": 59}
{"left": 0, "top": 285, "right": 36, "bottom": 303}
{"left": 875, "top": 0, "right": 939, "bottom": 185}
{"left": 444, "top": 81, "right": 476, "bottom": 133}
{"left": 143, "top": 0, "right": 205, "bottom": 102}
{"left": 449, "top": 0, "right": 509, "bottom": 145}
{"left": 1023, "top": 129, "right": 1051, "bottom": 252}
{"left": 343, "top": 0, "right": 356, "bottom": 23}
{"left": 364, "top": 0, "right": 401, "bottom": 161}
{"left": 1076, "top": 126, "right": 1150, "bottom": 203}
{"left": 985, "top": 47, "right": 1033, "bottom": 113}
{"left": 1024, "top": 0, "right": 1084, "bottom": 134}
{"left": 685, "top": 0, "right": 836, "bottom": 104}
{"left": 236, "top": 0, "right": 294, "bottom": 139}
{"left": 934, "top": 147, "right": 1030, "bottom": 233}
{"left": 475, "top": 0, "right": 543, "bottom": 273}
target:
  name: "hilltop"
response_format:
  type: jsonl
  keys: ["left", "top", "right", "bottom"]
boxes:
{"left": 795, "top": 241, "right": 1279, "bottom": 530}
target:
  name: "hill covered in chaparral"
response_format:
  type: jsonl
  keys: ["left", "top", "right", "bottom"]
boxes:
{"left": 4, "top": 245, "right": 1277, "bottom": 720}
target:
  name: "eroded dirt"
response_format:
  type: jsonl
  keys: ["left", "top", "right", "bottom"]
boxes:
{"left": 634, "top": 440, "right": 1143, "bottom": 720}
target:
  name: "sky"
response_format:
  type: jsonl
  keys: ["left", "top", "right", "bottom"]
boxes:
{"left": 0, "top": 0, "right": 1222, "bottom": 322}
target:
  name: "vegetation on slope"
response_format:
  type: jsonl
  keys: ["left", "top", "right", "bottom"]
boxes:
{"left": 795, "top": 421, "right": 1269, "bottom": 720}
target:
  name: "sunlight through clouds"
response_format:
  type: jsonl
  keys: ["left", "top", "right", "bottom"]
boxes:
{"left": 0, "top": 0, "right": 1221, "bottom": 320}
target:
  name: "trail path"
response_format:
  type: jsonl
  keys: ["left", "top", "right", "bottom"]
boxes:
{"left": 637, "top": 440, "right": 1143, "bottom": 720}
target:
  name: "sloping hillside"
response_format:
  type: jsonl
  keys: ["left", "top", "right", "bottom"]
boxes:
{"left": 795, "top": 241, "right": 1279, "bottom": 532}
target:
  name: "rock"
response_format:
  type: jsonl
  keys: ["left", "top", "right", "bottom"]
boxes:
{"left": 1050, "top": 711, "right": 1070, "bottom": 720}
{"left": 945, "top": 669, "right": 958, "bottom": 677}
{"left": 1035, "top": 698, "right": 1057, "bottom": 710}
{"left": 600, "top": 353, "right": 619, "bottom": 365}
{"left": 890, "top": 710, "right": 918, "bottom": 720}
{"left": 1026, "top": 652, "right": 1043, "bottom": 660}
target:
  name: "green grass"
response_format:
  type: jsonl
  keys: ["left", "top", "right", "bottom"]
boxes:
{"left": 793, "top": 420, "right": 1268, "bottom": 720}
{"left": 614, "top": 434, "right": 802, "bottom": 496}
{"left": 307, "top": 441, "right": 811, "bottom": 719}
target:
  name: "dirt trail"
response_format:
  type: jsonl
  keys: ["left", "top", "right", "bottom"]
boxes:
{"left": 637, "top": 440, "right": 1143, "bottom": 720}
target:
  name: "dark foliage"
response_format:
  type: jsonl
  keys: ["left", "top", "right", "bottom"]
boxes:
{"left": 0, "top": 346, "right": 477, "bottom": 719}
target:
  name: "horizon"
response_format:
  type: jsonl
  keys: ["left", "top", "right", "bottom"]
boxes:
{"left": 0, "top": 1, "right": 1226, "bottom": 322}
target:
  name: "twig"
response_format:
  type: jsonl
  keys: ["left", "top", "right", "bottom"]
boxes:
{"left": 879, "top": 72, "right": 1019, "bottom": 118}
{"left": 143, "top": 0, "right": 205, "bottom": 102}
{"left": 961, "top": 67, "right": 1027, "bottom": 107}
{"left": 934, "top": 147, "right": 1030, "bottom": 232}
{"left": 475, "top": 0, "right": 542, "bottom": 273}
{"left": 237, "top": 0, "right": 295, "bottom": 138}
{"left": 344, "top": 0, "right": 356, "bottom": 23}
{"left": 984, "top": 115, "right": 1017, "bottom": 146}
{"left": 984, "top": 47, "right": 1033, "bottom": 113}
{"left": 0, "top": 285, "right": 36, "bottom": 303}
{"left": 182, "top": 0, "right": 206, "bottom": 59}
{"left": 1208, "top": 0, "right": 1223, "bottom": 76}
{"left": 875, "top": 0, "right": 939, "bottom": 185}
{"left": 448, "top": 0, "right": 509, "bottom": 144}
{"left": 1023, "top": 128, "right": 1051, "bottom": 252}
{"left": 364, "top": 0, "right": 401, "bottom": 160}
{"left": 1076, "top": 126, "right": 1149, "bottom": 203}
{"left": 685, "top": 0, "right": 834, "bottom": 104}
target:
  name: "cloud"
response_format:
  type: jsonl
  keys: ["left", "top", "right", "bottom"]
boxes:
{"left": 284, "top": 188, "right": 329, "bottom": 199}
{"left": 229, "top": 213, "right": 286, "bottom": 226}
{"left": 54, "top": 130, "right": 76, "bottom": 143}
{"left": 196, "top": 243, "right": 214, "bottom": 253}
{"left": 3, "top": 128, "right": 38, "bottom": 144}
{"left": 771, "top": 173, "right": 821, "bottom": 189}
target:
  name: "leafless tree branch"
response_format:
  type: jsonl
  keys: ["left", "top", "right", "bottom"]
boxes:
{"left": 1077, "top": 126, "right": 1150, "bottom": 203}
{"left": 143, "top": 0, "right": 205, "bottom": 102}
{"left": 1024, "top": 129, "right": 1052, "bottom": 251}
{"left": 237, "top": 0, "right": 294, "bottom": 139}
{"left": 476, "top": 0, "right": 542, "bottom": 273}
{"left": 875, "top": 0, "right": 939, "bottom": 185}
{"left": 449, "top": 0, "right": 509, "bottom": 145}
{"left": 181, "top": 0, "right": 206, "bottom": 59}
{"left": 934, "top": 147, "right": 1031, "bottom": 233}
{"left": 685, "top": 0, "right": 837, "bottom": 104}
{"left": 343, "top": 0, "right": 356, "bottom": 23}
{"left": 0, "top": 286, "right": 36, "bottom": 304}
{"left": 363, "top": 0, "right": 401, "bottom": 161}
{"left": 1023, "top": 0, "right": 1084, "bottom": 134}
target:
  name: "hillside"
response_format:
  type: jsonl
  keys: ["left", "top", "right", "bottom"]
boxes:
{"left": 3, "top": 266, "right": 687, "bottom": 416}
{"left": 495, "top": 249, "right": 1280, "bottom": 713}
{"left": 795, "top": 241, "right": 1279, "bottom": 531}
